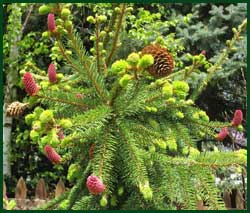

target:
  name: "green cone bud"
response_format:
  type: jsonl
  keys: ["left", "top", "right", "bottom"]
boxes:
{"left": 67, "top": 163, "right": 80, "bottom": 182}
{"left": 87, "top": 16, "right": 96, "bottom": 24}
{"left": 99, "top": 31, "right": 106, "bottom": 38}
{"left": 162, "top": 83, "right": 173, "bottom": 98}
{"left": 237, "top": 124, "right": 244, "bottom": 132}
{"left": 166, "top": 98, "right": 176, "bottom": 104}
{"left": 97, "top": 15, "right": 107, "bottom": 23}
{"left": 114, "top": 7, "right": 121, "bottom": 13}
{"left": 30, "top": 130, "right": 39, "bottom": 141}
{"left": 100, "top": 195, "right": 108, "bottom": 207}
{"left": 61, "top": 8, "right": 71, "bottom": 19}
{"left": 166, "top": 138, "right": 177, "bottom": 152}
{"left": 25, "top": 114, "right": 36, "bottom": 125}
{"left": 176, "top": 111, "right": 184, "bottom": 119}
{"left": 39, "top": 110, "right": 53, "bottom": 124}
{"left": 127, "top": 52, "right": 140, "bottom": 66}
{"left": 64, "top": 20, "right": 73, "bottom": 31}
{"left": 119, "top": 74, "right": 133, "bottom": 87}
{"left": 111, "top": 60, "right": 128, "bottom": 74}
{"left": 118, "top": 186, "right": 124, "bottom": 196}
{"left": 138, "top": 54, "right": 154, "bottom": 69}
{"left": 59, "top": 119, "right": 73, "bottom": 128}
{"left": 39, "top": 5, "right": 50, "bottom": 15}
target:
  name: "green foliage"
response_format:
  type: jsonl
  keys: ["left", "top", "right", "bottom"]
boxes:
{"left": 5, "top": 3, "right": 247, "bottom": 210}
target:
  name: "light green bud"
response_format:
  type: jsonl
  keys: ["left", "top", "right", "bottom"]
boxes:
{"left": 25, "top": 114, "right": 36, "bottom": 125}
{"left": 176, "top": 111, "right": 184, "bottom": 119}
{"left": 59, "top": 119, "right": 73, "bottom": 128}
{"left": 39, "top": 110, "right": 53, "bottom": 124}
{"left": 127, "top": 52, "right": 140, "bottom": 66}
{"left": 100, "top": 195, "right": 108, "bottom": 207}
{"left": 119, "top": 74, "right": 133, "bottom": 87}
{"left": 87, "top": 16, "right": 96, "bottom": 24}
{"left": 138, "top": 54, "right": 154, "bottom": 69}
{"left": 30, "top": 130, "right": 39, "bottom": 141}
{"left": 61, "top": 8, "right": 71, "bottom": 19}
{"left": 39, "top": 5, "right": 51, "bottom": 15}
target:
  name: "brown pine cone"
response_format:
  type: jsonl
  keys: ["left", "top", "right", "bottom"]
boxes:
{"left": 141, "top": 44, "right": 174, "bottom": 78}
{"left": 6, "top": 102, "right": 29, "bottom": 117}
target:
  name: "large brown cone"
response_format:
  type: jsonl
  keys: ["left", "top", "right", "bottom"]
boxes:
{"left": 141, "top": 44, "right": 174, "bottom": 78}
{"left": 6, "top": 101, "right": 29, "bottom": 117}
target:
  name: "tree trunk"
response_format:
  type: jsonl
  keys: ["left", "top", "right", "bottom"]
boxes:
{"left": 3, "top": 3, "right": 22, "bottom": 176}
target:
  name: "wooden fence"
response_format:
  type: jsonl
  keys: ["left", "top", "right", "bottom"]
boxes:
{"left": 3, "top": 177, "right": 246, "bottom": 210}
{"left": 3, "top": 177, "right": 65, "bottom": 210}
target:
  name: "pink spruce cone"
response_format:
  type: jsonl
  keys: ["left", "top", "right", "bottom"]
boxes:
{"left": 86, "top": 175, "right": 105, "bottom": 195}
{"left": 47, "top": 13, "right": 56, "bottom": 32}
{"left": 57, "top": 129, "right": 65, "bottom": 140}
{"left": 44, "top": 145, "right": 61, "bottom": 164}
{"left": 201, "top": 50, "right": 206, "bottom": 56}
{"left": 217, "top": 127, "right": 228, "bottom": 141}
{"left": 48, "top": 63, "right": 57, "bottom": 83}
{"left": 232, "top": 110, "right": 243, "bottom": 127}
{"left": 22, "top": 72, "right": 39, "bottom": 96}
{"left": 75, "top": 93, "right": 84, "bottom": 99}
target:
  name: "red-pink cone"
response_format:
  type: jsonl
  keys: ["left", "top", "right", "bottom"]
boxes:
{"left": 44, "top": 145, "right": 61, "bottom": 164}
{"left": 86, "top": 175, "right": 105, "bottom": 195}
{"left": 232, "top": 110, "right": 243, "bottom": 127}
{"left": 75, "top": 93, "right": 84, "bottom": 99}
{"left": 217, "top": 127, "right": 228, "bottom": 141}
{"left": 22, "top": 72, "right": 39, "bottom": 96}
{"left": 201, "top": 50, "right": 206, "bottom": 56}
{"left": 47, "top": 13, "right": 56, "bottom": 32}
{"left": 57, "top": 129, "right": 65, "bottom": 140}
{"left": 48, "top": 63, "right": 57, "bottom": 83}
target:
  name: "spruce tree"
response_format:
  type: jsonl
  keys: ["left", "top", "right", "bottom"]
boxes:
{"left": 11, "top": 4, "right": 246, "bottom": 210}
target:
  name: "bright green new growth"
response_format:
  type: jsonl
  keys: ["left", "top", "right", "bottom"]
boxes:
{"left": 138, "top": 54, "right": 154, "bottom": 69}
{"left": 111, "top": 60, "right": 128, "bottom": 74}
{"left": 19, "top": 4, "right": 247, "bottom": 210}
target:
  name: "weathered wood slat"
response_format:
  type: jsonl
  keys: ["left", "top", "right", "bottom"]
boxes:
{"left": 55, "top": 179, "right": 65, "bottom": 198}
{"left": 235, "top": 189, "right": 244, "bottom": 209}
{"left": 223, "top": 191, "right": 232, "bottom": 209}
{"left": 35, "top": 178, "right": 47, "bottom": 200}
{"left": 15, "top": 177, "right": 27, "bottom": 200}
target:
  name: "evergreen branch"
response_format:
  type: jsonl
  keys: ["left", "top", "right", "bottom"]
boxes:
{"left": 106, "top": 4, "right": 126, "bottom": 66}
{"left": 57, "top": 41, "right": 82, "bottom": 73}
{"left": 191, "top": 19, "right": 247, "bottom": 101}
{"left": 37, "top": 191, "right": 69, "bottom": 210}
{"left": 36, "top": 94, "right": 89, "bottom": 110}
{"left": 72, "top": 196, "right": 94, "bottom": 210}
{"left": 95, "top": 21, "right": 101, "bottom": 73}
{"left": 103, "top": 4, "right": 119, "bottom": 49}
{"left": 92, "top": 130, "right": 118, "bottom": 194}
{"left": 68, "top": 31, "right": 109, "bottom": 102}
{"left": 117, "top": 124, "right": 148, "bottom": 186}
{"left": 67, "top": 162, "right": 92, "bottom": 209}
{"left": 154, "top": 152, "right": 245, "bottom": 169}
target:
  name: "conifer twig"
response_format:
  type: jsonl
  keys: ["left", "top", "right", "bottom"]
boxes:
{"left": 67, "top": 31, "right": 109, "bottom": 102}
{"left": 95, "top": 21, "right": 101, "bottom": 73}
{"left": 106, "top": 4, "right": 126, "bottom": 66}
{"left": 192, "top": 19, "right": 247, "bottom": 101}
{"left": 36, "top": 94, "right": 89, "bottom": 110}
